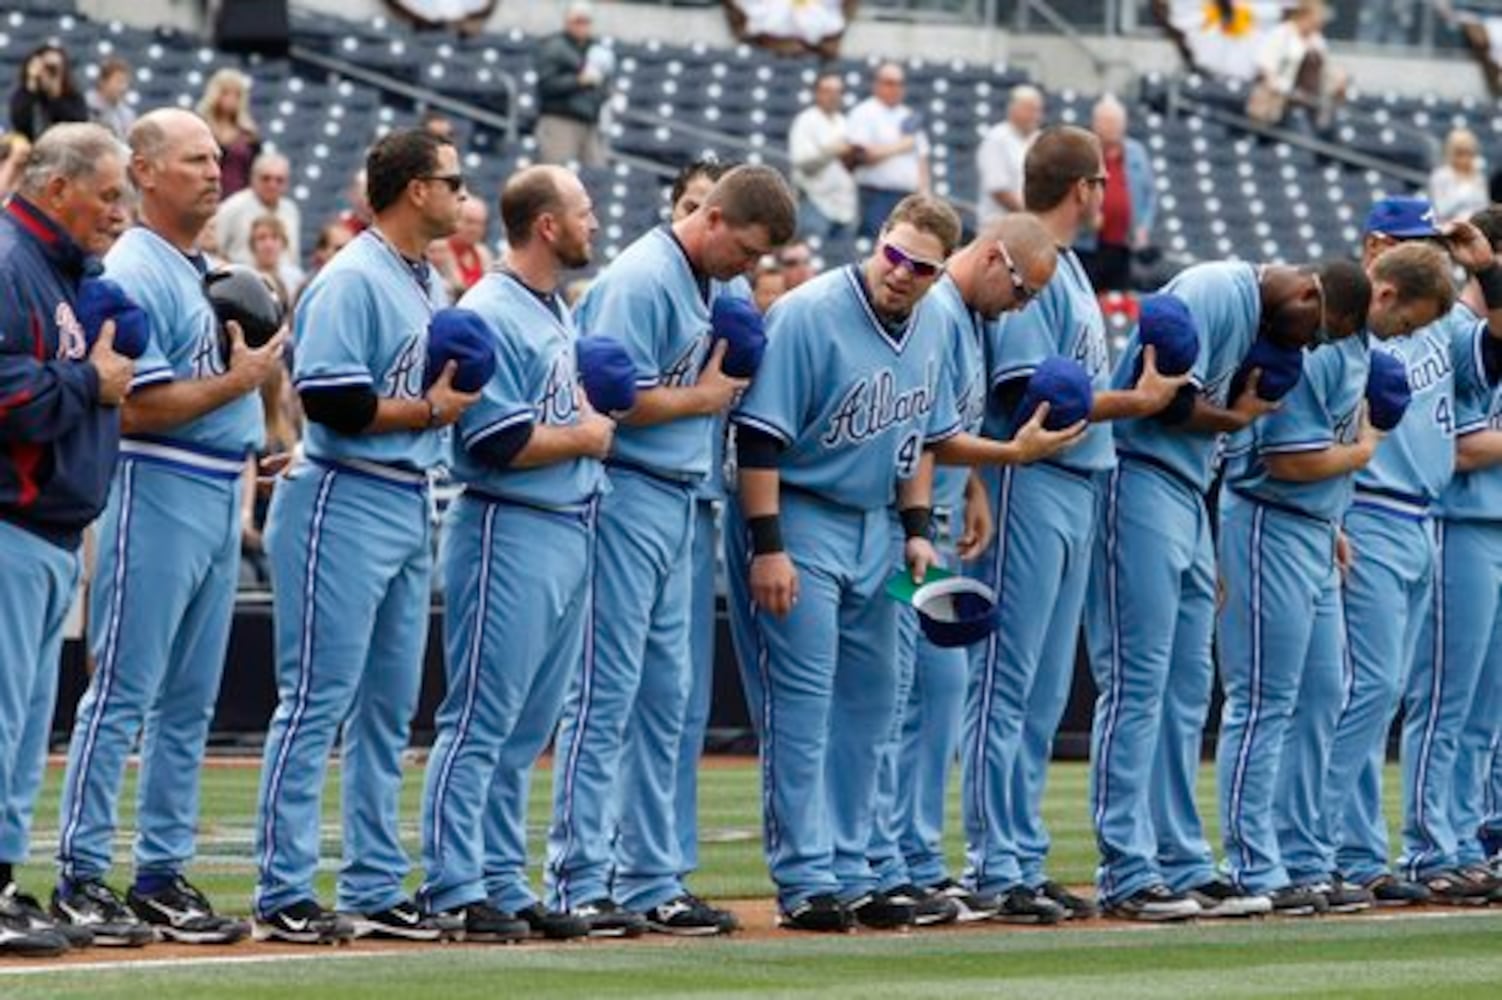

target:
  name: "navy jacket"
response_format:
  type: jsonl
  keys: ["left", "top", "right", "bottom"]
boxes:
{"left": 0, "top": 196, "right": 118, "bottom": 550}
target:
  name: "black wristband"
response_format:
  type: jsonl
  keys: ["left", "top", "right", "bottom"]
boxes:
{"left": 748, "top": 514, "right": 784, "bottom": 555}
{"left": 1477, "top": 263, "right": 1502, "bottom": 311}
{"left": 899, "top": 505, "right": 932, "bottom": 540}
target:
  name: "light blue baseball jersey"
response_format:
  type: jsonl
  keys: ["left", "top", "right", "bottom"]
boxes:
{"left": 1111, "top": 261, "right": 1263, "bottom": 492}
{"left": 731, "top": 265, "right": 960, "bottom": 512}
{"left": 449, "top": 271, "right": 604, "bottom": 508}
{"left": 105, "top": 226, "right": 261, "bottom": 454}
{"left": 1358, "top": 304, "right": 1492, "bottom": 504}
{"left": 1224, "top": 335, "right": 1369, "bottom": 522}
{"left": 925, "top": 275, "right": 986, "bottom": 513}
{"left": 575, "top": 226, "right": 733, "bottom": 481}
{"left": 983, "top": 248, "right": 1113, "bottom": 472}
{"left": 293, "top": 230, "right": 448, "bottom": 471}
{"left": 697, "top": 274, "right": 753, "bottom": 503}
{"left": 1435, "top": 369, "right": 1502, "bottom": 521}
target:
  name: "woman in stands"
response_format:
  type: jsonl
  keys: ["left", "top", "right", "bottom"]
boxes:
{"left": 197, "top": 68, "right": 262, "bottom": 197}
{"left": 8, "top": 43, "right": 88, "bottom": 141}
{"left": 1431, "top": 128, "right": 1489, "bottom": 225}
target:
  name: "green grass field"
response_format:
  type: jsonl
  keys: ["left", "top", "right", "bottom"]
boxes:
{"left": 5, "top": 757, "right": 1501, "bottom": 998}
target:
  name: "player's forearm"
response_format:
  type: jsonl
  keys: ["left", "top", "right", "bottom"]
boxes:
{"left": 1180, "top": 397, "right": 1249, "bottom": 434}
{"left": 365, "top": 397, "right": 434, "bottom": 434}
{"left": 619, "top": 385, "right": 714, "bottom": 427}
{"left": 510, "top": 423, "right": 594, "bottom": 468}
{"left": 896, "top": 452, "right": 936, "bottom": 509}
{"left": 739, "top": 468, "right": 781, "bottom": 518}
{"left": 1092, "top": 387, "right": 1164, "bottom": 422}
{"left": 120, "top": 374, "right": 254, "bottom": 435}
{"left": 1455, "top": 429, "right": 1502, "bottom": 472}
{"left": 1264, "top": 442, "right": 1376, "bottom": 482}
{"left": 928, "top": 431, "right": 1028, "bottom": 467}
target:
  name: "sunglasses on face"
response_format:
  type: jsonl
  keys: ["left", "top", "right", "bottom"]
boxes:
{"left": 996, "top": 240, "right": 1040, "bottom": 305}
{"left": 881, "top": 241, "right": 944, "bottom": 278}
{"left": 421, "top": 173, "right": 466, "bottom": 193}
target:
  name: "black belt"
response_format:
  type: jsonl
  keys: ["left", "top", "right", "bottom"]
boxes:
{"left": 461, "top": 486, "right": 596, "bottom": 521}
{"left": 604, "top": 458, "right": 700, "bottom": 492}
{"left": 1228, "top": 487, "right": 1334, "bottom": 528}
{"left": 1118, "top": 449, "right": 1205, "bottom": 498}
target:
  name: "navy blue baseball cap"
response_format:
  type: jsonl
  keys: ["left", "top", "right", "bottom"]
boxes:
{"left": 913, "top": 577, "right": 1000, "bottom": 648}
{"left": 1363, "top": 196, "right": 1441, "bottom": 239}
{"left": 1017, "top": 355, "right": 1094, "bottom": 430}
{"left": 1137, "top": 293, "right": 1200, "bottom": 376}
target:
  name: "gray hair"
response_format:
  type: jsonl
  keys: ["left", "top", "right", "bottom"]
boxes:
{"left": 18, "top": 123, "right": 128, "bottom": 198}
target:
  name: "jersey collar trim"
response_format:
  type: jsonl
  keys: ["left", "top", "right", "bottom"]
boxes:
{"left": 844, "top": 264, "right": 916, "bottom": 353}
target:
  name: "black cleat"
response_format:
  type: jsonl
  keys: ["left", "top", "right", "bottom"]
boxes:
{"left": 570, "top": 897, "right": 646, "bottom": 938}
{"left": 443, "top": 902, "right": 529, "bottom": 943}
{"left": 127, "top": 876, "right": 249, "bottom": 944}
{"left": 1037, "top": 880, "right": 1100, "bottom": 920}
{"left": 1104, "top": 884, "right": 1201, "bottom": 922}
{"left": 1187, "top": 879, "right": 1272, "bottom": 918}
{"left": 885, "top": 884, "right": 959, "bottom": 927}
{"left": 346, "top": 899, "right": 460, "bottom": 941}
{"left": 850, "top": 890, "right": 917, "bottom": 929}
{"left": 643, "top": 893, "right": 738, "bottom": 936}
{"left": 778, "top": 893, "right": 853, "bottom": 933}
{"left": 0, "top": 889, "right": 69, "bottom": 957}
{"left": 515, "top": 902, "right": 589, "bottom": 940}
{"left": 1268, "top": 884, "right": 1329, "bottom": 917}
{"left": 926, "top": 878, "right": 1000, "bottom": 923}
{"left": 1421, "top": 868, "right": 1494, "bottom": 907}
{"left": 1363, "top": 874, "right": 1431, "bottom": 907}
{"left": 993, "top": 886, "right": 1066, "bottom": 925}
{"left": 252, "top": 899, "right": 356, "bottom": 945}
{"left": 51, "top": 879, "right": 154, "bottom": 947}
{"left": 1312, "top": 876, "right": 1374, "bottom": 914}
{"left": 2, "top": 882, "right": 91, "bottom": 949}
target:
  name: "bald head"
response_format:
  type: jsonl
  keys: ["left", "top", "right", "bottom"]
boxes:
{"left": 1009, "top": 85, "right": 1045, "bottom": 134}
{"left": 129, "top": 108, "right": 212, "bottom": 169}
{"left": 127, "top": 108, "right": 223, "bottom": 240}
{"left": 1092, "top": 94, "right": 1127, "bottom": 145}
{"left": 957, "top": 212, "right": 1058, "bottom": 319}
{"left": 984, "top": 213, "right": 1055, "bottom": 271}
{"left": 501, "top": 164, "right": 596, "bottom": 268}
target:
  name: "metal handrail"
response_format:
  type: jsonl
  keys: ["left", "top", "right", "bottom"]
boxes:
{"left": 288, "top": 43, "right": 520, "bottom": 146}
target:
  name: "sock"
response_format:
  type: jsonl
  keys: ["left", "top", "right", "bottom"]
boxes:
{"left": 133, "top": 871, "right": 175, "bottom": 895}
{"left": 0, "top": 862, "right": 12, "bottom": 887}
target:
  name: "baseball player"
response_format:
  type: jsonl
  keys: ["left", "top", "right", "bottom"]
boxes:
{"left": 417, "top": 166, "right": 614, "bottom": 942}
{"left": 1397, "top": 206, "right": 1502, "bottom": 901}
{"left": 863, "top": 212, "right": 1072, "bottom": 924}
{"left": 1218, "top": 245, "right": 1452, "bottom": 915}
{"left": 52, "top": 110, "right": 283, "bottom": 947}
{"left": 0, "top": 124, "right": 133, "bottom": 958}
{"left": 961, "top": 126, "right": 1192, "bottom": 924}
{"left": 251, "top": 128, "right": 479, "bottom": 943}
{"left": 1086, "top": 254, "right": 1368, "bottom": 921}
{"left": 1320, "top": 198, "right": 1502, "bottom": 907}
{"left": 724, "top": 194, "right": 964, "bottom": 932}
{"left": 546, "top": 165, "right": 796, "bottom": 935}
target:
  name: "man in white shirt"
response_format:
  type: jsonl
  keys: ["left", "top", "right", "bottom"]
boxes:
{"left": 845, "top": 63, "right": 930, "bottom": 239}
{"left": 787, "top": 72, "right": 857, "bottom": 242}
{"left": 215, "top": 152, "right": 302, "bottom": 270}
{"left": 976, "top": 85, "right": 1044, "bottom": 227}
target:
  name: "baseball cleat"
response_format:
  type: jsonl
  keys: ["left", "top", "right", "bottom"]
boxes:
{"left": 1187, "top": 879, "right": 1273, "bottom": 918}
{"left": 127, "top": 876, "right": 249, "bottom": 944}
{"left": 51, "top": 879, "right": 154, "bottom": 947}
{"left": 1362, "top": 874, "right": 1431, "bottom": 907}
{"left": 992, "top": 886, "right": 1065, "bottom": 925}
{"left": 346, "top": 899, "right": 460, "bottom": 941}
{"left": 1312, "top": 877, "right": 1374, "bottom": 914}
{"left": 1104, "top": 884, "right": 1201, "bottom": 922}
{"left": 777, "top": 894, "right": 853, "bottom": 933}
{"left": 926, "top": 878, "right": 1001, "bottom": 923}
{"left": 884, "top": 884, "right": 959, "bottom": 927}
{"left": 0, "top": 889, "right": 69, "bottom": 958}
{"left": 643, "top": 893, "right": 738, "bottom": 936}
{"left": 849, "top": 890, "right": 917, "bottom": 930}
{"left": 2, "top": 882, "right": 91, "bottom": 949}
{"left": 1267, "top": 884, "right": 1329, "bottom": 917}
{"left": 569, "top": 897, "right": 647, "bottom": 938}
{"left": 1036, "top": 880, "right": 1099, "bottom": 920}
{"left": 515, "top": 902, "right": 589, "bottom": 940}
{"left": 1421, "top": 868, "right": 1494, "bottom": 907}
{"left": 441, "top": 902, "right": 529, "bottom": 943}
{"left": 252, "top": 900, "right": 356, "bottom": 945}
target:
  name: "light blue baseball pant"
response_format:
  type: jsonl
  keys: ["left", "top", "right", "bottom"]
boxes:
{"left": 57, "top": 453, "right": 240, "bottom": 885}
{"left": 1323, "top": 502, "right": 1433, "bottom": 884}
{"left": 869, "top": 517, "right": 965, "bottom": 892}
{"left": 1216, "top": 492, "right": 1343, "bottom": 892}
{"left": 675, "top": 497, "right": 719, "bottom": 880}
{"left": 1084, "top": 459, "right": 1218, "bottom": 905}
{"left": 419, "top": 494, "right": 593, "bottom": 914}
{"left": 725, "top": 490, "right": 899, "bottom": 911}
{"left": 546, "top": 466, "right": 694, "bottom": 913}
{"left": 252, "top": 459, "right": 432, "bottom": 917}
{"left": 962, "top": 462, "right": 1097, "bottom": 896}
{"left": 0, "top": 520, "right": 79, "bottom": 867}
{"left": 1401, "top": 518, "right": 1502, "bottom": 877}
{"left": 1453, "top": 582, "right": 1502, "bottom": 867}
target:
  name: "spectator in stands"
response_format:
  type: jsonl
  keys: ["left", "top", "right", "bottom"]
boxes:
{"left": 534, "top": 1, "right": 613, "bottom": 168}
{"left": 0, "top": 132, "right": 30, "bottom": 199}
{"left": 197, "top": 212, "right": 227, "bottom": 268}
{"left": 788, "top": 71, "right": 857, "bottom": 242}
{"left": 309, "top": 220, "right": 353, "bottom": 273}
{"left": 216, "top": 152, "right": 302, "bottom": 269}
{"left": 976, "top": 84, "right": 1045, "bottom": 226}
{"left": 249, "top": 215, "right": 303, "bottom": 311}
{"left": 1075, "top": 94, "right": 1155, "bottom": 292}
{"left": 338, "top": 168, "right": 372, "bottom": 235}
{"left": 1249, "top": 0, "right": 1347, "bottom": 133}
{"left": 197, "top": 68, "right": 261, "bottom": 197}
{"left": 421, "top": 109, "right": 456, "bottom": 143}
{"left": 87, "top": 57, "right": 134, "bottom": 141}
{"left": 777, "top": 238, "right": 817, "bottom": 290}
{"left": 425, "top": 237, "right": 463, "bottom": 305}
{"left": 441, "top": 196, "right": 494, "bottom": 293}
{"left": 1430, "top": 127, "right": 1489, "bottom": 225}
{"left": 8, "top": 43, "right": 88, "bottom": 142}
{"left": 847, "top": 62, "right": 930, "bottom": 239}
{"left": 751, "top": 257, "right": 786, "bottom": 314}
